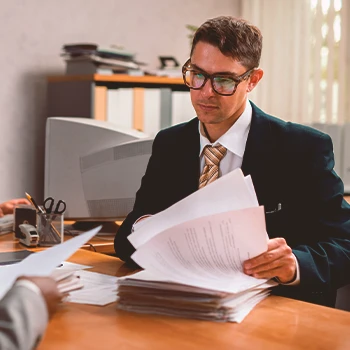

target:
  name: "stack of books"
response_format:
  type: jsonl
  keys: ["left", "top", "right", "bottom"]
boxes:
{"left": 61, "top": 43, "right": 144, "bottom": 75}
{"left": 116, "top": 169, "right": 277, "bottom": 323}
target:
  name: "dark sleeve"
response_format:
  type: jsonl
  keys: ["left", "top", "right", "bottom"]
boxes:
{"left": 114, "top": 131, "right": 169, "bottom": 263}
{"left": 289, "top": 133, "right": 350, "bottom": 292}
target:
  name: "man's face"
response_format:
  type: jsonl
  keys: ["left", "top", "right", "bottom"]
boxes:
{"left": 190, "top": 41, "right": 253, "bottom": 128}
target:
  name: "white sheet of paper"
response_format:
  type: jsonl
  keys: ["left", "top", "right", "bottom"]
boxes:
{"left": 66, "top": 270, "right": 118, "bottom": 306}
{"left": 0, "top": 226, "right": 101, "bottom": 299}
{"left": 129, "top": 169, "right": 258, "bottom": 248}
{"left": 131, "top": 206, "right": 268, "bottom": 293}
{"left": 244, "top": 175, "right": 259, "bottom": 207}
{"left": 228, "top": 291, "right": 269, "bottom": 323}
{"left": 59, "top": 261, "right": 92, "bottom": 271}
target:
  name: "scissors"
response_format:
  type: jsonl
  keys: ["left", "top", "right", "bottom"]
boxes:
{"left": 43, "top": 197, "right": 66, "bottom": 214}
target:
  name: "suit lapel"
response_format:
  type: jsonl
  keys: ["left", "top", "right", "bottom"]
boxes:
{"left": 241, "top": 102, "right": 279, "bottom": 204}
{"left": 178, "top": 118, "right": 201, "bottom": 196}
{"left": 242, "top": 103, "right": 274, "bottom": 174}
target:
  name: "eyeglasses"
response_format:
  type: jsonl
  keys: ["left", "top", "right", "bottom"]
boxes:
{"left": 182, "top": 59, "right": 255, "bottom": 96}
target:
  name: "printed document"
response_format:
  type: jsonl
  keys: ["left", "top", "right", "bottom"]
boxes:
{"left": 132, "top": 206, "right": 269, "bottom": 293}
{"left": 129, "top": 169, "right": 258, "bottom": 248}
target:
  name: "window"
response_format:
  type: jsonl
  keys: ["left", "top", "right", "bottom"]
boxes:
{"left": 309, "top": 0, "right": 344, "bottom": 124}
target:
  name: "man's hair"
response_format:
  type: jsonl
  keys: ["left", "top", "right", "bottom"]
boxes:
{"left": 191, "top": 16, "right": 263, "bottom": 69}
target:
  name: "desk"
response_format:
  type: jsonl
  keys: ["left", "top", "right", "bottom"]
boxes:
{"left": 0, "top": 232, "right": 114, "bottom": 254}
{"left": 30, "top": 249, "right": 350, "bottom": 350}
{"left": 1, "top": 234, "right": 350, "bottom": 349}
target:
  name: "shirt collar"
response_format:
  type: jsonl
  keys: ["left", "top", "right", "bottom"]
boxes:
{"left": 199, "top": 99, "right": 252, "bottom": 157}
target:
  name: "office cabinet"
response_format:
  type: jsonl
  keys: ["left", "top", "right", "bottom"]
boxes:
{"left": 47, "top": 74, "right": 193, "bottom": 135}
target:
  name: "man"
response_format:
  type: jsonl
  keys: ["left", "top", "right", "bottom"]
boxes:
{"left": 0, "top": 200, "right": 63, "bottom": 349}
{"left": 114, "top": 16, "right": 350, "bottom": 307}
{"left": 0, "top": 276, "right": 62, "bottom": 350}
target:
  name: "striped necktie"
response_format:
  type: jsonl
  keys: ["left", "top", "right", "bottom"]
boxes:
{"left": 199, "top": 145, "right": 227, "bottom": 189}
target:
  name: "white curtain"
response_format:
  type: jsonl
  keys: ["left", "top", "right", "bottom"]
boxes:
{"left": 241, "top": 0, "right": 350, "bottom": 125}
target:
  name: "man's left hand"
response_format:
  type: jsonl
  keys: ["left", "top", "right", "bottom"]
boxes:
{"left": 243, "top": 237, "right": 296, "bottom": 283}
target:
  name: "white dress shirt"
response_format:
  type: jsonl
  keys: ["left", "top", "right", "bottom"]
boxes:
{"left": 199, "top": 99, "right": 252, "bottom": 174}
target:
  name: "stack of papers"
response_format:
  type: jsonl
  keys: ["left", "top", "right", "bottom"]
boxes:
{"left": 52, "top": 268, "right": 84, "bottom": 294}
{"left": 118, "top": 272, "right": 274, "bottom": 322}
{"left": 61, "top": 43, "right": 144, "bottom": 75}
{"left": 66, "top": 270, "right": 118, "bottom": 306}
{"left": 52, "top": 262, "right": 118, "bottom": 306}
{"left": 117, "top": 169, "right": 277, "bottom": 322}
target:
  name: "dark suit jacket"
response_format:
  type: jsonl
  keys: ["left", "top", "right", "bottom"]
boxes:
{"left": 115, "top": 102, "right": 350, "bottom": 307}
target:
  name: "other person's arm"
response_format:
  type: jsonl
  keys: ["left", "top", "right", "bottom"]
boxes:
{"left": 0, "top": 276, "right": 62, "bottom": 350}
{"left": 0, "top": 198, "right": 31, "bottom": 217}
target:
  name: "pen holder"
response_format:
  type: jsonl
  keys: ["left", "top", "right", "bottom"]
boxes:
{"left": 37, "top": 212, "right": 64, "bottom": 246}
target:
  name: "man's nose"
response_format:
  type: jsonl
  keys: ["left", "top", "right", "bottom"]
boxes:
{"left": 200, "top": 79, "right": 216, "bottom": 97}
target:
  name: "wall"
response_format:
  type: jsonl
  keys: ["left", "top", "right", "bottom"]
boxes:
{"left": 0, "top": 0, "right": 240, "bottom": 202}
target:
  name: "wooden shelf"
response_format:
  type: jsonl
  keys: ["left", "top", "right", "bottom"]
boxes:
{"left": 47, "top": 74, "right": 189, "bottom": 123}
{"left": 47, "top": 74, "right": 185, "bottom": 85}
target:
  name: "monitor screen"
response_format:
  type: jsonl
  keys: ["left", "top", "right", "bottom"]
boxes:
{"left": 80, "top": 138, "right": 153, "bottom": 219}
{"left": 45, "top": 117, "right": 152, "bottom": 220}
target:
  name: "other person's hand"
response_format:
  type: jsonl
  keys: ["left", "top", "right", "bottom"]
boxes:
{"left": 243, "top": 237, "right": 296, "bottom": 283}
{"left": 17, "top": 276, "right": 63, "bottom": 318}
{"left": 0, "top": 198, "right": 31, "bottom": 217}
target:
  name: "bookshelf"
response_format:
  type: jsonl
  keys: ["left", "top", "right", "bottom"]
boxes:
{"left": 47, "top": 74, "right": 192, "bottom": 134}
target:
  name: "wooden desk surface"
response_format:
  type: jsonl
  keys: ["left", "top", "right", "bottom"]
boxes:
{"left": 31, "top": 249, "right": 350, "bottom": 350}
{"left": 0, "top": 232, "right": 115, "bottom": 254}
{"left": 2, "top": 209, "right": 350, "bottom": 349}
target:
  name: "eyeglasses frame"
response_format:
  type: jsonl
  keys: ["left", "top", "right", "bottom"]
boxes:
{"left": 182, "top": 58, "right": 256, "bottom": 96}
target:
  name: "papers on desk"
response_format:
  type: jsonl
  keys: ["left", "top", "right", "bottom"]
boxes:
{"left": 117, "top": 169, "right": 277, "bottom": 322}
{"left": 0, "top": 226, "right": 101, "bottom": 299}
{"left": 52, "top": 261, "right": 118, "bottom": 306}
{"left": 66, "top": 270, "right": 118, "bottom": 305}
{"left": 52, "top": 268, "right": 84, "bottom": 294}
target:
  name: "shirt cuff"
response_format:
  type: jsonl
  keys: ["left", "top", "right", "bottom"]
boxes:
{"left": 15, "top": 279, "right": 43, "bottom": 296}
{"left": 131, "top": 215, "right": 152, "bottom": 232}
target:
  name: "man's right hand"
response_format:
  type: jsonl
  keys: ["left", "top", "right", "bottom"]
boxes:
{"left": 17, "top": 276, "right": 63, "bottom": 318}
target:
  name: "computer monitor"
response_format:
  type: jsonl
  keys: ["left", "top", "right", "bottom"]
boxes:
{"left": 80, "top": 138, "right": 153, "bottom": 219}
{"left": 44, "top": 117, "right": 152, "bottom": 222}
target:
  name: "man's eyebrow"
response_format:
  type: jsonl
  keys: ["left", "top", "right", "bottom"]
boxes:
{"left": 190, "top": 63, "right": 240, "bottom": 77}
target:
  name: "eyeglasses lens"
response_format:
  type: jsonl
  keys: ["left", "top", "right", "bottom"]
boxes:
{"left": 184, "top": 70, "right": 236, "bottom": 95}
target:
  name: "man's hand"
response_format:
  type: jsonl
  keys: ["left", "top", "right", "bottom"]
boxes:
{"left": 243, "top": 237, "right": 296, "bottom": 283}
{"left": 17, "top": 276, "right": 63, "bottom": 318}
{"left": 0, "top": 198, "right": 31, "bottom": 217}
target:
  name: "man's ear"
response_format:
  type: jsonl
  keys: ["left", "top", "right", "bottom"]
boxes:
{"left": 247, "top": 68, "right": 263, "bottom": 92}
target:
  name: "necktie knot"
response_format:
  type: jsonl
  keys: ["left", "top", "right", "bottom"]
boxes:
{"left": 199, "top": 144, "right": 227, "bottom": 189}
{"left": 203, "top": 145, "right": 227, "bottom": 166}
